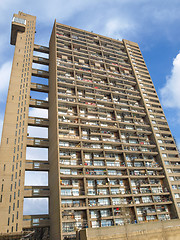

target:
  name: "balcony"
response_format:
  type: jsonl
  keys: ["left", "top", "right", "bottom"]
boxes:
{"left": 32, "top": 68, "right": 49, "bottom": 78}
{"left": 86, "top": 169, "right": 106, "bottom": 176}
{"left": 124, "top": 146, "right": 156, "bottom": 154}
{"left": 61, "top": 201, "right": 86, "bottom": 208}
{"left": 26, "top": 137, "right": 49, "bottom": 148}
{"left": 25, "top": 160, "right": 49, "bottom": 171}
{"left": 29, "top": 99, "right": 49, "bottom": 109}
{"left": 151, "top": 187, "right": 169, "bottom": 194}
{"left": 62, "top": 210, "right": 86, "bottom": 224}
{"left": 110, "top": 188, "right": 131, "bottom": 195}
{"left": 24, "top": 186, "right": 50, "bottom": 197}
{"left": 60, "top": 169, "right": 83, "bottom": 176}
{"left": 23, "top": 215, "right": 50, "bottom": 228}
{"left": 154, "top": 196, "right": 171, "bottom": 203}
{"left": 33, "top": 55, "right": 49, "bottom": 65}
{"left": 28, "top": 116, "right": 49, "bottom": 127}
{"left": 31, "top": 82, "right": 49, "bottom": 93}
{"left": 56, "top": 32, "right": 70, "bottom": 40}
{"left": 57, "top": 62, "right": 73, "bottom": 70}
{"left": 60, "top": 159, "right": 82, "bottom": 166}
{"left": 60, "top": 189, "right": 85, "bottom": 197}
{"left": 34, "top": 44, "right": 49, "bottom": 54}
{"left": 58, "top": 96, "right": 76, "bottom": 103}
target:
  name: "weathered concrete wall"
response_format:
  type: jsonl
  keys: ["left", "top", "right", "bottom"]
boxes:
{"left": 78, "top": 219, "right": 180, "bottom": 240}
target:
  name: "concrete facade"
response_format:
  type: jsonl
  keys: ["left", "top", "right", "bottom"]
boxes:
{"left": 0, "top": 12, "right": 36, "bottom": 234}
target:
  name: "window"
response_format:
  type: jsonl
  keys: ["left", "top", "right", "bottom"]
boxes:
{"left": 98, "top": 198, "right": 110, "bottom": 206}
{"left": 60, "top": 169, "right": 71, "bottom": 175}
{"left": 112, "top": 198, "right": 120, "bottom": 205}
{"left": 100, "top": 209, "right": 110, "bottom": 217}
{"left": 79, "top": 59, "right": 84, "bottom": 64}
{"left": 115, "top": 218, "right": 124, "bottom": 225}
{"left": 101, "top": 220, "right": 112, "bottom": 227}
{"left": 88, "top": 189, "right": 96, "bottom": 195}
{"left": 92, "top": 221, "right": 100, "bottom": 228}
{"left": 111, "top": 188, "right": 119, "bottom": 195}
{"left": 61, "top": 189, "right": 71, "bottom": 196}
{"left": 90, "top": 210, "right": 99, "bottom": 218}
{"left": 162, "top": 153, "right": 167, "bottom": 158}
{"left": 97, "top": 188, "right": 108, "bottom": 195}
{"left": 175, "top": 193, "right": 180, "bottom": 199}
{"left": 169, "top": 177, "right": 174, "bottom": 181}
{"left": 87, "top": 180, "right": 95, "bottom": 186}
{"left": 108, "top": 170, "right": 116, "bottom": 175}
{"left": 72, "top": 189, "right": 79, "bottom": 196}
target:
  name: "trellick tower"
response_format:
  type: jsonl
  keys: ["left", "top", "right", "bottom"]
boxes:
{"left": 0, "top": 11, "right": 180, "bottom": 240}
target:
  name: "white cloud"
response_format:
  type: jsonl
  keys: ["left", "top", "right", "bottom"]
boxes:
{"left": 33, "top": 52, "right": 49, "bottom": 58}
{"left": 27, "top": 108, "right": 48, "bottom": 161}
{"left": 0, "top": 0, "right": 95, "bottom": 23}
{"left": 26, "top": 147, "right": 48, "bottom": 160}
{"left": 103, "top": 17, "right": 136, "bottom": 40}
{"left": 32, "top": 62, "right": 49, "bottom": 71}
{"left": 23, "top": 198, "right": 49, "bottom": 215}
{"left": 28, "top": 126, "right": 48, "bottom": 138}
{"left": 30, "top": 91, "right": 48, "bottom": 101}
{"left": 0, "top": 61, "right": 12, "bottom": 143}
{"left": 0, "top": 61, "right": 12, "bottom": 102}
{"left": 160, "top": 52, "right": 180, "bottom": 108}
{"left": 0, "top": 116, "right": 4, "bottom": 143}
{"left": 25, "top": 171, "right": 48, "bottom": 186}
{"left": 34, "top": 0, "right": 95, "bottom": 23}
{"left": 178, "top": 143, "right": 180, "bottom": 152}
{"left": 151, "top": 6, "right": 180, "bottom": 24}
{"left": 29, "top": 108, "right": 48, "bottom": 118}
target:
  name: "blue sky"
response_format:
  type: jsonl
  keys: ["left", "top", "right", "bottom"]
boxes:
{"left": 0, "top": 0, "right": 180, "bottom": 214}
{"left": 1, "top": 0, "right": 180, "bottom": 147}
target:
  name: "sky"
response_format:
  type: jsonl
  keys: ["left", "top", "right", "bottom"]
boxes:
{"left": 0, "top": 0, "right": 180, "bottom": 214}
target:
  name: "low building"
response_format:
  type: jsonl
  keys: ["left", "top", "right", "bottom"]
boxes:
{"left": 77, "top": 219, "right": 180, "bottom": 240}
